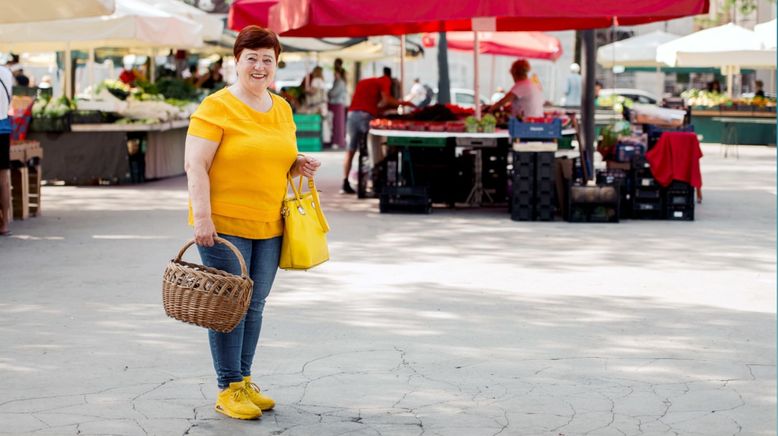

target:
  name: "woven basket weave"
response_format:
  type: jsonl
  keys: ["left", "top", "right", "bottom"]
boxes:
{"left": 162, "top": 237, "right": 253, "bottom": 333}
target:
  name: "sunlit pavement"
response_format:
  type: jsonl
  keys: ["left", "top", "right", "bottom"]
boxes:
{"left": 0, "top": 144, "right": 775, "bottom": 435}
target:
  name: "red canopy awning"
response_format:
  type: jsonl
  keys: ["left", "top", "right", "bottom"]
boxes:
{"left": 229, "top": 0, "right": 276, "bottom": 30}
{"left": 269, "top": 0, "right": 709, "bottom": 37}
{"left": 427, "top": 32, "right": 563, "bottom": 61}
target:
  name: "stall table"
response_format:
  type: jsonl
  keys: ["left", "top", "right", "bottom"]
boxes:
{"left": 29, "top": 120, "right": 189, "bottom": 185}
{"left": 364, "top": 129, "right": 511, "bottom": 205}
{"left": 691, "top": 110, "right": 775, "bottom": 145}
{"left": 712, "top": 116, "right": 777, "bottom": 158}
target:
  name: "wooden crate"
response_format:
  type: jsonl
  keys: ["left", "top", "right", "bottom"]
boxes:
{"left": 11, "top": 166, "right": 29, "bottom": 220}
{"left": 28, "top": 164, "right": 41, "bottom": 216}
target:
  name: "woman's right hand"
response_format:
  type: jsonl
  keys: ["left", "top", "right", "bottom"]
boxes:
{"left": 194, "top": 217, "right": 217, "bottom": 247}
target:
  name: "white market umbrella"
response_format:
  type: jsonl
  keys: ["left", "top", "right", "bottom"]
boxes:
{"left": 1, "top": 0, "right": 115, "bottom": 24}
{"left": 0, "top": 0, "right": 204, "bottom": 52}
{"left": 656, "top": 23, "right": 775, "bottom": 69}
{"left": 137, "top": 0, "right": 224, "bottom": 41}
{"left": 598, "top": 30, "right": 680, "bottom": 68}
{"left": 755, "top": 19, "right": 776, "bottom": 49}
{"left": 656, "top": 23, "right": 776, "bottom": 97}
{"left": 0, "top": 0, "right": 204, "bottom": 98}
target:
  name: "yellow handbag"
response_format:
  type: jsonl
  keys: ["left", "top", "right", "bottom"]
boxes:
{"left": 279, "top": 175, "right": 330, "bottom": 270}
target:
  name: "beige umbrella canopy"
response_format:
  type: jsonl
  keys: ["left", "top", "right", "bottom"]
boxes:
{"left": 1, "top": 0, "right": 115, "bottom": 23}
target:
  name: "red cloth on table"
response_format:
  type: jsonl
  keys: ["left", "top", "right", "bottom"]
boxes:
{"left": 645, "top": 131, "right": 703, "bottom": 188}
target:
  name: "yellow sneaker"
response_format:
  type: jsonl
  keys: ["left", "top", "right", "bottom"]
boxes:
{"left": 215, "top": 381, "right": 262, "bottom": 420}
{"left": 243, "top": 376, "right": 276, "bottom": 411}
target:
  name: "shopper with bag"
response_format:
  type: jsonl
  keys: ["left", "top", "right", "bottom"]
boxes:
{"left": 184, "top": 25, "right": 320, "bottom": 421}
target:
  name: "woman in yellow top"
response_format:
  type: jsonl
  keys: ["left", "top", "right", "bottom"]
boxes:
{"left": 184, "top": 25, "right": 321, "bottom": 421}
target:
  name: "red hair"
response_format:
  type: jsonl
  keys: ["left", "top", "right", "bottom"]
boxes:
{"left": 510, "top": 59, "right": 531, "bottom": 81}
{"left": 234, "top": 25, "right": 282, "bottom": 61}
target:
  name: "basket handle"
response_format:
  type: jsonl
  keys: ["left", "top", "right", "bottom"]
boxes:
{"left": 175, "top": 236, "right": 249, "bottom": 279}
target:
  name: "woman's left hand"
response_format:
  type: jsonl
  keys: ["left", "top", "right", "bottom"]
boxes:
{"left": 295, "top": 155, "right": 321, "bottom": 178}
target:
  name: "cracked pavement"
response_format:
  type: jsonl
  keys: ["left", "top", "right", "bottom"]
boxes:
{"left": 0, "top": 145, "right": 775, "bottom": 435}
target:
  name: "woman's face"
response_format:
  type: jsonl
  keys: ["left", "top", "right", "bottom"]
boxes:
{"left": 237, "top": 48, "right": 276, "bottom": 93}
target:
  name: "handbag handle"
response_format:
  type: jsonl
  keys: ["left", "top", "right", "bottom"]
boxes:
{"left": 286, "top": 174, "right": 330, "bottom": 233}
{"left": 175, "top": 236, "right": 249, "bottom": 279}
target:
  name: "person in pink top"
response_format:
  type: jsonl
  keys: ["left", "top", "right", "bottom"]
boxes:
{"left": 488, "top": 59, "right": 544, "bottom": 119}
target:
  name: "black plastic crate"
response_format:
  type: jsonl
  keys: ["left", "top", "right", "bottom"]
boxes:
{"left": 513, "top": 165, "right": 534, "bottom": 181}
{"left": 666, "top": 192, "right": 694, "bottom": 207}
{"left": 536, "top": 152, "right": 555, "bottom": 165}
{"left": 513, "top": 151, "right": 535, "bottom": 165}
{"left": 596, "top": 169, "right": 627, "bottom": 185}
{"left": 379, "top": 186, "right": 431, "bottom": 214}
{"left": 536, "top": 165, "right": 554, "bottom": 180}
{"left": 666, "top": 205, "right": 694, "bottom": 221}
{"left": 633, "top": 201, "right": 662, "bottom": 211}
{"left": 568, "top": 204, "right": 619, "bottom": 223}
{"left": 513, "top": 178, "right": 533, "bottom": 193}
{"left": 536, "top": 205, "right": 555, "bottom": 221}
{"left": 512, "top": 191, "right": 534, "bottom": 208}
{"left": 635, "top": 177, "right": 659, "bottom": 188}
{"left": 536, "top": 179, "right": 555, "bottom": 194}
{"left": 511, "top": 205, "right": 534, "bottom": 221}
{"left": 635, "top": 189, "right": 661, "bottom": 200}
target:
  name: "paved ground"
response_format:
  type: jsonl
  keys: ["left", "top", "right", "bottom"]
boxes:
{"left": 0, "top": 144, "right": 775, "bottom": 436}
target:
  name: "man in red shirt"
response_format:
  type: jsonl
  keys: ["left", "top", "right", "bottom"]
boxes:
{"left": 342, "top": 67, "right": 408, "bottom": 194}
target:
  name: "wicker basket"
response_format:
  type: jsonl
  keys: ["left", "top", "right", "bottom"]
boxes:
{"left": 162, "top": 237, "right": 253, "bottom": 333}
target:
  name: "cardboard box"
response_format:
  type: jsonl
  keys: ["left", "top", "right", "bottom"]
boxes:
{"left": 606, "top": 161, "right": 631, "bottom": 171}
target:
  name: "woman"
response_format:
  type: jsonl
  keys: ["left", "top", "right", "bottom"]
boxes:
{"left": 489, "top": 59, "right": 544, "bottom": 119}
{"left": 184, "top": 25, "right": 321, "bottom": 421}
{"left": 327, "top": 67, "right": 348, "bottom": 148}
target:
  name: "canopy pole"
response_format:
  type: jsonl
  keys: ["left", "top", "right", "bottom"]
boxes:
{"left": 656, "top": 64, "right": 662, "bottom": 100}
{"left": 88, "top": 47, "right": 95, "bottom": 99}
{"left": 489, "top": 54, "right": 496, "bottom": 98}
{"left": 64, "top": 43, "right": 72, "bottom": 99}
{"left": 400, "top": 35, "right": 406, "bottom": 101}
{"left": 581, "top": 29, "right": 596, "bottom": 181}
{"left": 149, "top": 49, "right": 156, "bottom": 84}
{"left": 474, "top": 31, "right": 481, "bottom": 119}
{"left": 726, "top": 66, "right": 734, "bottom": 98}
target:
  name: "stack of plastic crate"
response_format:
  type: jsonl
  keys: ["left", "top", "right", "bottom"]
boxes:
{"left": 508, "top": 118, "right": 561, "bottom": 222}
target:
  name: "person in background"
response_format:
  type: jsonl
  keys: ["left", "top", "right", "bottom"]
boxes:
{"left": 0, "top": 63, "right": 12, "bottom": 236}
{"left": 119, "top": 64, "right": 138, "bottom": 86}
{"left": 342, "top": 67, "right": 412, "bottom": 194}
{"left": 405, "top": 78, "right": 426, "bottom": 107}
{"left": 37, "top": 75, "right": 53, "bottom": 100}
{"left": 707, "top": 80, "right": 722, "bottom": 94}
{"left": 198, "top": 59, "right": 224, "bottom": 90}
{"left": 488, "top": 59, "right": 544, "bottom": 119}
{"left": 184, "top": 24, "right": 321, "bottom": 421}
{"left": 304, "top": 66, "right": 327, "bottom": 113}
{"left": 754, "top": 80, "right": 765, "bottom": 98}
{"left": 7, "top": 54, "right": 29, "bottom": 87}
{"left": 182, "top": 64, "right": 200, "bottom": 87}
{"left": 594, "top": 80, "right": 603, "bottom": 106}
{"left": 563, "top": 63, "right": 582, "bottom": 107}
{"left": 328, "top": 66, "right": 348, "bottom": 149}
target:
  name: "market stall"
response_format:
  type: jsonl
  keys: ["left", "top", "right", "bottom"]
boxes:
{"left": 28, "top": 119, "right": 190, "bottom": 185}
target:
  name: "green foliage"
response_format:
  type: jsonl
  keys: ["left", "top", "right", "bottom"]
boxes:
{"left": 155, "top": 78, "right": 198, "bottom": 101}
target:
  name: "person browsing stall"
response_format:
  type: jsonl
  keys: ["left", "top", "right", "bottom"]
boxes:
{"left": 342, "top": 67, "right": 412, "bottom": 194}
{"left": 488, "top": 59, "right": 544, "bottom": 119}
{"left": 184, "top": 25, "right": 321, "bottom": 421}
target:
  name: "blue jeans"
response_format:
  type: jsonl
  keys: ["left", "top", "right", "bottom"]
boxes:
{"left": 197, "top": 234, "right": 281, "bottom": 389}
{"left": 347, "top": 110, "right": 372, "bottom": 151}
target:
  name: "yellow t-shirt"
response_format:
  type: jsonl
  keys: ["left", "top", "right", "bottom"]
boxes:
{"left": 187, "top": 88, "right": 298, "bottom": 239}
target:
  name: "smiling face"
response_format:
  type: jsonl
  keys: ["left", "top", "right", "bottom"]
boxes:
{"left": 236, "top": 48, "right": 276, "bottom": 94}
